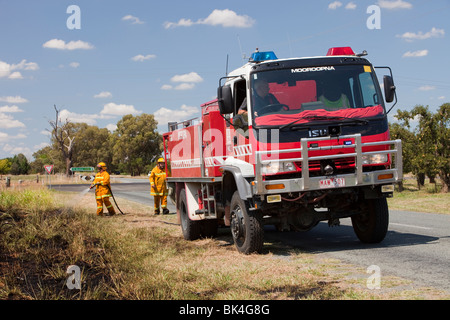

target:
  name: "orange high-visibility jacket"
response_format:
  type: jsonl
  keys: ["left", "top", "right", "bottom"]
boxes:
{"left": 149, "top": 166, "right": 170, "bottom": 196}
{"left": 93, "top": 170, "right": 112, "bottom": 198}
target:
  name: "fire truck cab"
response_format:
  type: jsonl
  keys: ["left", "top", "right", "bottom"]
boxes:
{"left": 164, "top": 47, "right": 402, "bottom": 254}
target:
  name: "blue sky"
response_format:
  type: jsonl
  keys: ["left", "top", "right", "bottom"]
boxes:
{"left": 0, "top": 0, "right": 449, "bottom": 160}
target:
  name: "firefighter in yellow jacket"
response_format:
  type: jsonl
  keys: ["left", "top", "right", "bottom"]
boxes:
{"left": 149, "top": 157, "right": 169, "bottom": 215}
{"left": 90, "top": 162, "right": 116, "bottom": 216}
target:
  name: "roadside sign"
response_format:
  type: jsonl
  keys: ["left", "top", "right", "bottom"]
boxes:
{"left": 44, "top": 165, "right": 54, "bottom": 174}
{"left": 70, "top": 167, "right": 94, "bottom": 172}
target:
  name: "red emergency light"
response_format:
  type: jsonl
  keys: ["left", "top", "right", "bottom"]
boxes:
{"left": 326, "top": 47, "right": 355, "bottom": 56}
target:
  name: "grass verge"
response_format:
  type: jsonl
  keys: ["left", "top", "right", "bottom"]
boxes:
{"left": 388, "top": 178, "right": 450, "bottom": 214}
{"left": 0, "top": 187, "right": 448, "bottom": 300}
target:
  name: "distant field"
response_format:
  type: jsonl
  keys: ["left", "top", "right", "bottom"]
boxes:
{"left": 387, "top": 177, "right": 449, "bottom": 215}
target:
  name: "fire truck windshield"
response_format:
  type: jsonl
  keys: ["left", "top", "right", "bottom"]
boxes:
{"left": 250, "top": 64, "right": 385, "bottom": 128}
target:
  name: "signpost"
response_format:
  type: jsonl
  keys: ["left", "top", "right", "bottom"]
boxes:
{"left": 70, "top": 167, "right": 95, "bottom": 182}
{"left": 70, "top": 167, "right": 94, "bottom": 172}
{"left": 44, "top": 165, "right": 54, "bottom": 188}
{"left": 44, "top": 165, "right": 54, "bottom": 174}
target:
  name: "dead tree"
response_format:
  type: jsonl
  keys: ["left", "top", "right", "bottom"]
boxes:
{"left": 48, "top": 105, "right": 76, "bottom": 176}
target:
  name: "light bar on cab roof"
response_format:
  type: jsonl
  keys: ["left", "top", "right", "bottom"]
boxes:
{"left": 250, "top": 51, "right": 278, "bottom": 62}
{"left": 326, "top": 47, "right": 355, "bottom": 56}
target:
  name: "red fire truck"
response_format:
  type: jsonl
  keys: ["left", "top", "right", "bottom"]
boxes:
{"left": 163, "top": 47, "right": 403, "bottom": 254}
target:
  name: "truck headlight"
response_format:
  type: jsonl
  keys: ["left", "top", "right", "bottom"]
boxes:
{"left": 261, "top": 161, "right": 296, "bottom": 174}
{"left": 362, "top": 153, "right": 388, "bottom": 165}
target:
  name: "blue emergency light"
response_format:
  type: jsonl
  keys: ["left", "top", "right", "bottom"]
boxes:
{"left": 250, "top": 51, "right": 278, "bottom": 62}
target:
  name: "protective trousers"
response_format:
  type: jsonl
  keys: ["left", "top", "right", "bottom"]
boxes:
{"left": 96, "top": 195, "right": 116, "bottom": 216}
{"left": 153, "top": 195, "right": 167, "bottom": 214}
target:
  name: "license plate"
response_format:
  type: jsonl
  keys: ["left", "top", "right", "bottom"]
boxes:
{"left": 319, "top": 177, "right": 345, "bottom": 189}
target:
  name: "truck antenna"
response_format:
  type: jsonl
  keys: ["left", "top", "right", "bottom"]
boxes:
{"left": 225, "top": 54, "right": 229, "bottom": 76}
{"left": 237, "top": 35, "right": 247, "bottom": 61}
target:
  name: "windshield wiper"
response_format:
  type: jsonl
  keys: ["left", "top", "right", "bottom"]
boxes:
{"left": 280, "top": 115, "right": 368, "bottom": 130}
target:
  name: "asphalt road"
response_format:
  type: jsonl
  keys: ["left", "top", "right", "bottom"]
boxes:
{"left": 52, "top": 178, "right": 450, "bottom": 292}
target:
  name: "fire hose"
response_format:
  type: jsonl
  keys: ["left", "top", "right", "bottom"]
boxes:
{"left": 107, "top": 185, "right": 125, "bottom": 215}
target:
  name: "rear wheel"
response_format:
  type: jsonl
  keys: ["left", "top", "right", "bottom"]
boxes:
{"left": 179, "top": 188, "right": 201, "bottom": 240}
{"left": 351, "top": 197, "right": 389, "bottom": 243}
{"left": 230, "top": 191, "right": 264, "bottom": 254}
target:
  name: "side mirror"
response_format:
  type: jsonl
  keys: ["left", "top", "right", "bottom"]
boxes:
{"left": 217, "top": 85, "right": 234, "bottom": 114}
{"left": 383, "top": 75, "right": 396, "bottom": 103}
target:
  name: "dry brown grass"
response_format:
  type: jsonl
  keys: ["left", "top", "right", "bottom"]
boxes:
{"left": 388, "top": 177, "right": 450, "bottom": 214}
{"left": 1, "top": 183, "right": 449, "bottom": 300}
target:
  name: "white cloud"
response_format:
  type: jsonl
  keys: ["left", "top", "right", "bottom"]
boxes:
{"left": 0, "top": 59, "right": 39, "bottom": 79}
{"left": 437, "top": 96, "right": 446, "bottom": 100}
{"left": 100, "top": 102, "right": 142, "bottom": 116}
{"left": 122, "top": 15, "right": 144, "bottom": 24}
{"left": 0, "top": 113, "right": 26, "bottom": 129}
{"left": 0, "top": 96, "right": 28, "bottom": 104}
{"left": 94, "top": 91, "right": 112, "bottom": 99}
{"left": 13, "top": 59, "right": 39, "bottom": 71}
{"left": 53, "top": 103, "right": 140, "bottom": 127}
{"left": 7, "top": 72, "right": 23, "bottom": 79}
{"left": 42, "top": 39, "right": 94, "bottom": 50}
{"left": 418, "top": 85, "right": 436, "bottom": 91}
{"left": 106, "top": 123, "right": 117, "bottom": 132}
{"left": 402, "top": 49, "right": 428, "bottom": 58}
{"left": 170, "top": 72, "right": 203, "bottom": 83}
{"left": 0, "top": 132, "right": 9, "bottom": 143}
{"left": 174, "top": 83, "right": 195, "bottom": 90}
{"left": 164, "top": 18, "right": 194, "bottom": 29}
{"left": 33, "top": 142, "right": 50, "bottom": 151}
{"left": 69, "top": 62, "right": 80, "bottom": 68}
{"left": 162, "top": 72, "right": 203, "bottom": 91}
{"left": 0, "top": 105, "right": 24, "bottom": 113}
{"left": 58, "top": 109, "right": 98, "bottom": 125}
{"left": 377, "top": 0, "right": 412, "bottom": 10}
{"left": 345, "top": 2, "right": 357, "bottom": 9}
{"left": 328, "top": 1, "right": 343, "bottom": 10}
{"left": 397, "top": 27, "right": 445, "bottom": 42}
{"left": 0, "top": 61, "right": 12, "bottom": 78}
{"left": 131, "top": 54, "right": 157, "bottom": 62}
{"left": 164, "top": 9, "right": 255, "bottom": 29}
{"left": 154, "top": 105, "right": 200, "bottom": 127}
{"left": 2, "top": 143, "right": 31, "bottom": 158}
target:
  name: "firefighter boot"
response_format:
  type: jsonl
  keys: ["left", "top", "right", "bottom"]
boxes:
{"left": 154, "top": 209, "right": 160, "bottom": 215}
{"left": 162, "top": 208, "right": 170, "bottom": 215}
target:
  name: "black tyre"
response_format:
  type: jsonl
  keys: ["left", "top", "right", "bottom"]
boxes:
{"left": 351, "top": 197, "right": 389, "bottom": 243}
{"left": 230, "top": 191, "right": 264, "bottom": 254}
{"left": 179, "top": 188, "right": 201, "bottom": 240}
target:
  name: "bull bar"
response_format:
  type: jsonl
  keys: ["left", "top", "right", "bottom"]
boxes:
{"left": 254, "top": 134, "right": 403, "bottom": 195}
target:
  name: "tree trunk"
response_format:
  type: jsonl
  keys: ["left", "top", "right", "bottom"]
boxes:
{"left": 441, "top": 172, "right": 450, "bottom": 193}
{"left": 66, "top": 157, "right": 73, "bottom": 176}
{"left": 416, "top": 173, "right": 425, "bottom": 189}
{"left": 397, "top": 181, "right": 404, "bottom": 192}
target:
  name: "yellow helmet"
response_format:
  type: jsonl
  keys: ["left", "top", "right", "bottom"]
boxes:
{"left": 97, "top": 162, "right": 107, "bottom": 169}
{"left": 157, "top": 157, "right": 164, "bottom": 163}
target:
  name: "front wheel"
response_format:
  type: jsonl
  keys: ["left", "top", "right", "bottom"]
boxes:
{"left": 351, "top": 197, "right": 389, "bottom": 243}
{"left": 179, "top": 188, "right": 201, "bottom": 240}
{"left": 230, "top": 191, "right": 264, "bottom": 254}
